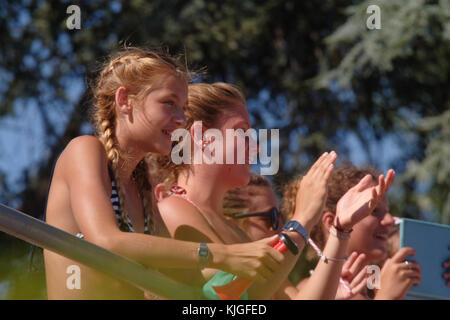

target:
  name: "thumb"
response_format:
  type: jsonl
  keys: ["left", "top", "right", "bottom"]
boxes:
{"left": 259, "top": 234, "right": 281, "bottom": 247}
{"left": 393, "top": 247, "right": 416, "bottom": 263}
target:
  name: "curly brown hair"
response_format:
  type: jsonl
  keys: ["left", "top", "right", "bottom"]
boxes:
{"left": 281, "top": 166, "right": 380, "bottom": 259}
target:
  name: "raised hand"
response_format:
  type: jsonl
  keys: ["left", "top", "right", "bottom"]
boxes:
{"left": 334, "top": 169, "right": 395, "bottom": 230}
{"left": 293, "top": 152, "right": 337, "bottom": 230}
{"left": 335, "top": 251, "right": 368, "bottom": 299}
{"left": 375, "top": 247, "right": 422, "bottom": 300}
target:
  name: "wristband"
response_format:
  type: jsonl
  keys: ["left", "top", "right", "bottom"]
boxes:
{"left": 329, "top": 225, "right": 351, "bottom": 240}
{"left": 278, "top": 233, "right": 299, "bottom": 255}
{"left": 282, "top": 220, "right": 309, "bottom": 243}
{"left": 333, "top": 221, "right": 353, "bottom": 233}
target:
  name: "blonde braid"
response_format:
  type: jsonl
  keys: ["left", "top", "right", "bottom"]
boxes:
{"left": 91, "top": 47, "right": 191, "bottom": 234}
{"left": 98, "top": 116, "right": 130, "bottom": 228}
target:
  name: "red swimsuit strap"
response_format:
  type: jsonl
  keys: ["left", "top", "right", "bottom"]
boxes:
{"left": 169, "top": 183, "right": 227, "bottom": 243}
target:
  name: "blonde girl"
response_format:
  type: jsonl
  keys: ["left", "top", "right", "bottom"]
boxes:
{"left": 43, "top": 48, "right": 285, "bottom": 299}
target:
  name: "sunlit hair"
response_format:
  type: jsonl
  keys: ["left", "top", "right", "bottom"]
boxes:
{"left": 91, "top": 47, "right": 191, "bottom": 233}
{"left": 280, "top": 166, "right": 380, "bottom": 258}
{"left": 152, "top": 82, "right": 246, "bottom": 187}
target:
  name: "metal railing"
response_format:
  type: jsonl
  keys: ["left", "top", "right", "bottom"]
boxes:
{"left": 0, "top": 203, "right": 204, "bottom": 299}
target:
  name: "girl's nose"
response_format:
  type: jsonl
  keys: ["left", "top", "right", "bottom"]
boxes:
{"left": 381, "top": 212, "right": 395, "bottom": 227}
{"left": 173, "top": 108, "right": 187, "bottom": 128}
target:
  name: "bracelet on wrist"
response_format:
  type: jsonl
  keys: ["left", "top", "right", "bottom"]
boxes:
{"left": 278, "top": 232, "right": 299, "bottom": 255}
{"left": 333, "top": 219, "right": 353, "bottom": 233}
{"left": 329, "top": 225, "right": 351, "bottom": 240}
{"left": 282, "top": 220, "right": 309, "bottom": 243}
{"left": 318, "top": 252, "right": 348, "bottom": 263}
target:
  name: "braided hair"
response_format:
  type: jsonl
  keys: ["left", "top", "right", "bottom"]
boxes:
{"left": 91, "top": 47, "right": 191, "bottom": 234}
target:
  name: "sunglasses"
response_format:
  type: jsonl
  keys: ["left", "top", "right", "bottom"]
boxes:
{"left": 233, "top": 207, "right": 281, "bottom": 230}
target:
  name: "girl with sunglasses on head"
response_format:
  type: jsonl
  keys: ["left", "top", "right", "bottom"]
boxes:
{"left": 43, "top": 48, "right": 288, "bottom": 300}
{"left": 153, "top": 82, "right": 394, "bottom": 299}
{"left": 223, "top": 173, "right": 283, "bottom": 240}
{"left": 222, "top": 173, "right": 303, "bottom": 299}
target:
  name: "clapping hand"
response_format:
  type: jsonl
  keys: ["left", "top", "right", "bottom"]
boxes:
{"left": 334, "top": 170, "right": 395, "bottom": 231}
{"left": 293, "top": 151, "right": 337, "bottom": 230}
{"left": 335, "top": 252, "right": 369, "bottom": 299}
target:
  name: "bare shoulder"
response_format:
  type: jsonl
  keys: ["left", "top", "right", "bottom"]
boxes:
{"left": 157, "top": 196, "right": 217, "bottom": 242}
{"left": 58, "top": 136, "right": 108, "bottom": 175}
{"left": 157, "top": 195, "right": 205, "bottom": 226}
{"left": 63, "top": 135, "right": 106, "bottom": 160}
{"left": 54, "top": 135, "right": 110, "bottom": 193}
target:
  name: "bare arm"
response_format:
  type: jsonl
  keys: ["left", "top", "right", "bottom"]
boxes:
{"left": 248, "top": 152, "right": 338, "bottom": 299}
{"left": 295, "top": 170, "right": 396, "bottom": 299}
{"left": 60, "top": 136, "right": 282, "bottom": 281}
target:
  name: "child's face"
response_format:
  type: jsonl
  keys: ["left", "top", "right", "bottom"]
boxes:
{"left": 240, "top": 185, "right": 283, "bottom": 241}
{"left": 131, "top": 74, "right": 187, "bottom": 155}
{"left": 347, "top": 197, "right": 395, "bottom": 264}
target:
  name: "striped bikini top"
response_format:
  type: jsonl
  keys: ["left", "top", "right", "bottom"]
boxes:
{"left": 76, "top": 168, "right": 151, "bottom": 239}
{"left": 110, "top": 168, "right": 151, "bottom": 234}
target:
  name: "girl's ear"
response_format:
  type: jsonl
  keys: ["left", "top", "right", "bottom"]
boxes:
{"left": 322, "top": 211, "right": 335, "bottom": 230}
{"left": 189, "top": 121, "right": 209, "bottom": 147}
{"left": 154, "top": 183, "right": 169, "bottom": 202}
{"left": 115, "top": 87, "right": 132, "bottom": 115}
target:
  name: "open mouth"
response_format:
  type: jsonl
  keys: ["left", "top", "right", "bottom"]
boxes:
{"left": 374, "top": 234, "right": 388, "bottom": 241}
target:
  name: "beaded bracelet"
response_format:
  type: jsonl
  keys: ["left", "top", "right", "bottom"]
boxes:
{"left": 333, "top": 223, "right": 353, "bottom": 234}
{"left": 318, "top": 252, "right": 348, "bottom": 263}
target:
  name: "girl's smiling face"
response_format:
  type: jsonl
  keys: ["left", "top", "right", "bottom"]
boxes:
{"left": 127, "top": 74, "right": 187, "bottom": 155}
{"left": 346, "top": 197, "right": 395, "bottom": 264}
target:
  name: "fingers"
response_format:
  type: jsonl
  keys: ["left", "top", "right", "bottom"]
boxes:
{"left": 403, "top": 261, "right": 421, "bottom": 273}
{"left": 392, "top": 247, "right": 416, "bottom": 263}
{"left": 355, "top": 174, "right": 374, "bottom": 191}
{"left": 309, "top": 151, "right": 337, "bottom": 178}
{"left": 384, "top": 169, "right": 395, "bottom": 190}
{"left": 400, "top": 269, "right": 422, "bottom": 282}
{"left": 442, "top": 259, "right": 450, "bottom": 269}
{"left": 368, "top": 187, "right": 378, "bottom": 210}
{"left": 350, "top": 266, "right": 369, "bottom": 294}
{"left": 319, "top": 152, "right": 337, "bottom": 180}
{"left": 264, "top": 247, "right": 285, "bottom": 269}
{"left": 254, "top": 264, "right": 275, "bottom": 283}
{"left": 342, "top": 252, "right": 359, "bottom": 275}
{"left": 262, "top": 234, "right": 282, "bottom": 249}
{"left": 376, "top": 174, "right": 385, "bottom": 201}
{"left": 309, "top": 152, "right": 329, "bottom": 173}
{"left": 349, "top": 253, "right": 367, "bottom": 277}
{"left": 323, "top": 162, "right": 335, "bottom": 181}
{"left": 443, "top": 259, "right": 450, "bottom": 286}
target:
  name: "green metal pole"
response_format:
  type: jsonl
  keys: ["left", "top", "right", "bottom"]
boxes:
{"left": 0, "top": 203, "right": 204, "bottom": 299}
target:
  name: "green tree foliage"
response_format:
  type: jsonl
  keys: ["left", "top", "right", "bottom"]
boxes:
{"left": 0, "top": 0, "right": 448, "bottom": 298}
{"left": 316, "top": 0, "right": 450, "bottom": 223}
